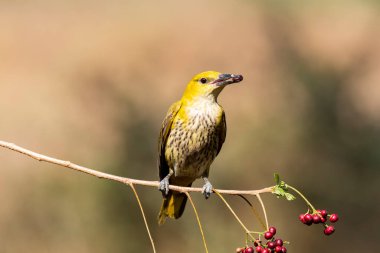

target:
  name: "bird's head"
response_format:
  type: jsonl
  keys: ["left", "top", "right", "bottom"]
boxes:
{"left": 182, "top": 71, "right": 243, "bottom": 101}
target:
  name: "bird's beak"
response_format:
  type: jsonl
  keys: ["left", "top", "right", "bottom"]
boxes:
{"left": 211, "top": 73, "right": 244, "bottom": 86}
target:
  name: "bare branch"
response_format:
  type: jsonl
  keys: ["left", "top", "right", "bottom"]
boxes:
{"left": 214, "top": 190, "right": 256, "bottom": 241}
{"left": 255, "top": 194, "right": 269, "bottom": 230}
{"left": 129, "top": 184, "right": 156, "bottom": 253}
{"left": 185, "top": 192, "right": 209, "bottom": 253}
{"left": 0, "top": 140, "right": 274, "bottom": 195}
{"left": 237, "top": 195, "right": 267, "bottom": 230}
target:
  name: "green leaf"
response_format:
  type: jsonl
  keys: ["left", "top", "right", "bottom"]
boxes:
{"left": 272, "top": 186, "right": 285, "bottom": 196}
{"left": 272, "top": 175, "right": 296, "bottom": 202}
{"left": 285, "top": 193, "right": 296, "bottom": 201}
{"left": 272, "top": 174, "right": 296, "bottom": 202}
{"left": 274, "top": 173, "right": 280, "bottom": 185}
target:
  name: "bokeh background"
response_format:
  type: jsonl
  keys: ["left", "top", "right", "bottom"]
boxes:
{"left": 1, "top": 0, "right": 379, "bottom": 252}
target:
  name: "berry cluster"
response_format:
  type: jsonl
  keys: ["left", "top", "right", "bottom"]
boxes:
{"left": 299, "top": 209, "right": 339, "bottom": 236}
{"left": 236, "top": 227, "right": 288, "bottom": 253}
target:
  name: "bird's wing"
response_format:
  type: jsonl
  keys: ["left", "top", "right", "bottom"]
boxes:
{"left": 216, "top": 111, "right": 227, "bottom": 156}
{"left": 158, "top": 101, "right": 182, "bottom": 181}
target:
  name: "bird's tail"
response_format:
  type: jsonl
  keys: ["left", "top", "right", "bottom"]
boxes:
{"left": 158, "top": 185, "right": 191, "bottom": 225}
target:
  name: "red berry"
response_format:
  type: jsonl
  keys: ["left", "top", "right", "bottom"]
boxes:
{"left": 254, "top": 240, "right": 261, "bottom": 247}
{"left": 324, "top": 225, "right": 335, "bottom": 235}
{"left": 319, "top": 209, "right": 328, "bottom": 218}
{"left": 255, "top": 246, "right": 263, "bottom": 252}
{"left": 281, "top": 246, "right": 287, "bottom": 253}
{"left": 268, "top": 226, "right": 277, "bottom": 235}
{"left": 267, "top": 241, "right": 276, "bottom": 249}
{"left": 303, "top": 214, "right": 313, "bottom": 225}
{"left": 262, "top": 249, "right": 270, "bottom": 253}
{"left": 329, "top": 214, "right": 339, "bottom": 223}
{"left": 312, "top": 214, "right": 321, "bottom": 224}
{"left": 275, "top": 246, "right": 282, "bottom": 253}
{"left": 264, "top": 232, "right": 273, "bottom": 240}
{"left": 299, "top": 214, "right": 305, "bottom": 223}
{"left": 320, "top": 216, "right": 326, "bottom": 223}
{"left": 245, "top": 247, "right": 254, "bottom": 253}
{"left": 274, "top": 239, "right": 283, "bottom": 247}
{"left": 236, "top": 247, "right": 244, "bottom": 253}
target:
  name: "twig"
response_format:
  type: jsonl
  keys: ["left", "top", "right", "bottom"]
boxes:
{"left": 255, "top": 194, "right": 269, "bottom": 230}
{"left": 287, "top": 184, "right": 317, "bottom": 212}
{"left": 185, "top": 192, "right": 209, "bottom": 253}
{"left": 129, "top": 183, "right": 156, "bottom": 253}
{"left": 214, "top": 190, "right": 256, "bottom": 241}
{"left": 0, "top": 140, "right": 274, "bottom": 195}
{"left": 237, "top": 194, "right": 267, "bottom": 230}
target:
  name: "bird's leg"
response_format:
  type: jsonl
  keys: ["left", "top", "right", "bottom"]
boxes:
{"left": 159, "top": 169, "right": 174, "bottom": 196}
{"left": 201, "top": 176, "right": 213, "bottom": 199}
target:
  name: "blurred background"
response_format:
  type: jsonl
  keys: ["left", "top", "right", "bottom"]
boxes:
{"left": 1, "top": 0, "right": 379, "bottom": 252}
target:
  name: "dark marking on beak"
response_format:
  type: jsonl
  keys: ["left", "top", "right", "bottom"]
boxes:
{"left": 211, "top": 73, "right": 244, "bottom": 86}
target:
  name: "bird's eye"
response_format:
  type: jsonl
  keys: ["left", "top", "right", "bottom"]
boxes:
{"left": 200, "top": 78, "right": 207, "bottom": 84}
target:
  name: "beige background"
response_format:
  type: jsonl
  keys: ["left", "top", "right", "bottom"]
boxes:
{"left": 1, "top": 0, "right": 379, "bottom": 252}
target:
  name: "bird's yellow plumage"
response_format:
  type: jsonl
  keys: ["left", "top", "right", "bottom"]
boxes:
{"left": 158, "top": 71, "right": 243, "bottom": 224}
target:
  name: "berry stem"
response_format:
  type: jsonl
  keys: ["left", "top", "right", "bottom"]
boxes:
{"left": 214, "top": 190, "right": 256, "bottom": 241}
{"left": 238, "top": 194, "right": 267, "bottom": 230}
{"left": 256, "top": 193, "right": 269, "bottom": 230}
{"left": 185, "top": 192, "right": 209, "bottom": 253}
{"left": 247, "top": 231, "right": 264, "bottom": 235}
{"left": 286, "top": 184, "right": 317, "bottom": 212}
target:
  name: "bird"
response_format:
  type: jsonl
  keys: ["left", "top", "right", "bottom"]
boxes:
{"left": 157, "top": 70, "right": 243, "bottom": 225}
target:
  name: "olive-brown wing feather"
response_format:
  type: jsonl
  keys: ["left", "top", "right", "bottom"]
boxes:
{"left": 158, "top": 101, "right": 182, "bottom": 180}
{"left": 216, "top": 111, "right": 227, "bottom": 156}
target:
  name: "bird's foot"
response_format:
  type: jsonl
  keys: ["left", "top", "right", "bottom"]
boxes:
{"left": 159, "top": 178, "right": 170, "bottom": 196}
{"left": 202, "top": 181, "right": 213, "bottom": 199}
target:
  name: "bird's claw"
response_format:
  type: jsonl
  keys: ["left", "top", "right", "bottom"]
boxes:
{"left": 159, "top": 178, "right": 170, "bottom": 196}
{"left": 202, "top": 182, "right": 213, "bottom": 199}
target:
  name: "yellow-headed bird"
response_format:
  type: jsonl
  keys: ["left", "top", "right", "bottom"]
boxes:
{"left": 158, "top": 71, "right": 243, "bottom": 224}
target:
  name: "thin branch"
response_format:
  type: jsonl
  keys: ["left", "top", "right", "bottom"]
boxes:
{"left": 237, "top": 194, "right": 267, "bottom": 230}
{"left": 287, "top": 184, "right": 317, "bottom": 212}
{"left": 0, "top": 140, "right": 274, "bottom": 195}
{"left": 185, "top": 192, "right": 209, "bottom": 253}
{"left": 129, "top": 183, "right": 156, "bottom": 253}
{"left": 255, "top": 194, "right": 269, "bottom": 230}
{"left": 214, "top": 190, "right": 256, "bottom": 241}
